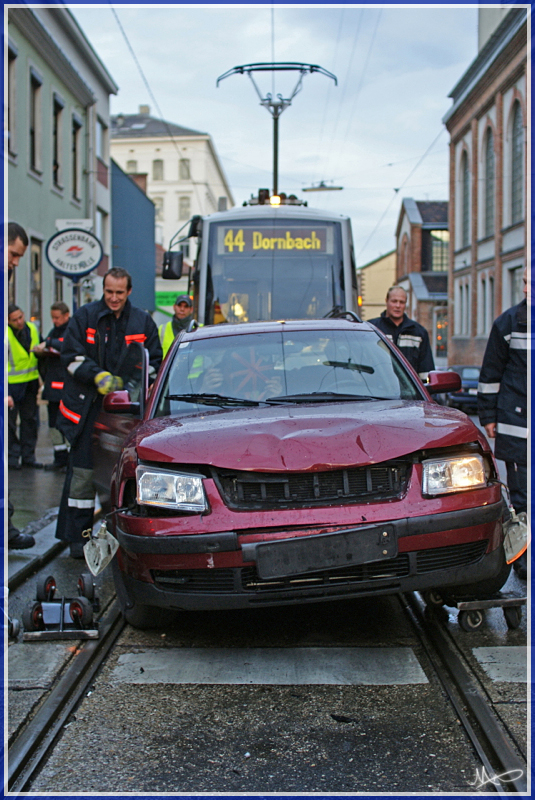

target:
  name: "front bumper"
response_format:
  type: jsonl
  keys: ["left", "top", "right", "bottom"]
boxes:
{"left": 114, "top": 500, "right": 504, "bottom": 611}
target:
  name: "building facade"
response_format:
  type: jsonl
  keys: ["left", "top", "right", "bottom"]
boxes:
{"left": 110, "top": 106, "right": 234, "bottom": 255}
{"left": 357, "top": 250, "right": 396, "bottom": 322}
{"left": 110, "top": 160, "right": 156, "bottom": 312}
{"left": 395, "top": 199, "right": 449, "bottom": 367}
{"left": 7, "top": 6, "right": 118, "bottom": 328}
{"left": 443, "top": 7, "right": 528, "bottom": 366}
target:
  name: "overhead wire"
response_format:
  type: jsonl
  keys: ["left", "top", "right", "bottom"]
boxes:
{"left": 108, "top": 3, "right": 205, "bottom": 213}
{"left": 357, "top": 127, "right": 447, "bottom": 260}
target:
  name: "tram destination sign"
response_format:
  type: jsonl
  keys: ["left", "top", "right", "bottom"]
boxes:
{"left": 46, "top": 228, "right": 103, "bottom": 277}
{"left": 218, "top": 225, "right": 333, "bottom": 255}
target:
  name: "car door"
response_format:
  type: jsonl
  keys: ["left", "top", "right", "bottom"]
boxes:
{"left": 92, "top": 342, "right": 148, "bottom": 513}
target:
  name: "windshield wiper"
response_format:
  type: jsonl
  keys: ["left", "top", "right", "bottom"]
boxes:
{"left": 265, "top": 392, "right": 391, "bottom": 404}
{"left": 322, "top": 360, "right": 374, "bottom": 374}
{"left": 165, "top": 393, "right": 263, "bottom": 407}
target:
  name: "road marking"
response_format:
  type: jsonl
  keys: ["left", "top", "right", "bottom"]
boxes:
{"left": 110, "top": 647, "right": 429, "bottom": 685}
{"left": 472, "top": 646, "right": 527, "bottom": 683}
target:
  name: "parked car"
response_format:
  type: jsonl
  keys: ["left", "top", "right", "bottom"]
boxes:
{"left": 93, "top": 319, "right": 509, "bottom": 628}
{"left": 445, "top": 365, "right": 481, "bottom": 412}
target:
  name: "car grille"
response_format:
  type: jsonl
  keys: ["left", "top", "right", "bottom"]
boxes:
{"left": 150, "top": 540, "right": 488, "bottom": 595}
{"left": 212, "top": 461, "right": 410, "bottom": 510}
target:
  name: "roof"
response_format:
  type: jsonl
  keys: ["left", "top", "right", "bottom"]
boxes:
{"left": 396, "top": 198, "right": 448, "bottom": 237}
{"left": 111, "top": 112, "right": 207, "bottom": 139}
{"left": 409, "top": 272, "right": 448, "bottom": 301}
{"left": 415, "top": 201, "right": 448, "bottom": 227}
{"left": 443, "top": 7, "right": 527, "bottom": 125}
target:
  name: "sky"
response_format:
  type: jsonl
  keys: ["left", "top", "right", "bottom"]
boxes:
{"left": 67, "top": 3, "right": 480, "bottom": 265}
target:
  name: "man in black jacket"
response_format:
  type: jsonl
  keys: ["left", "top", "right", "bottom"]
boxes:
{"left": 369, "top": 286, "right": 435, "bottom": 380}
{"left": 478, "top": 269, "right": 528, "bottom": 579}
{"left": 34, "top": 302, "right": 71, "bottom": 471}
{"left": 55, "top": 268, "right": 162, "bottom": 557}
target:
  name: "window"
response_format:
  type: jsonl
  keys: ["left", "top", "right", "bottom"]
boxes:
{"left": 484, "top": 128, "right": 495, "bottom": 237}
{"left": 96, "top": 209, "right": 107, "bottom": 251}
{"left": 126, "top": 160, "right": 138, "bottom": 173}
{"left": 181, "top": 242, "right": 190, "bottom": 259}
{"left": 153, "top": 159, "right": 164, "bottom": 181}
{"left": 55, "top": 275, "right": 63, "bottom": 302}
{"left": 72, "top": 116, "right": 82, "bottom": 200}
{"left": 511, "top": 102, "right": 523, "bottom": 224}
{"left": 430, "top": 230, "right": 449, "bottom": 272}
{"left": 218, "top": 197, "right": 228, "bottom": 212}
{"left": 8, "top": 45, "right": 17, "bottom": 155}
{"left": 455, "top": 277, "right": 471, "bottom": 336}
{"left": 434, "top": 306, "right": 448, "bottom": 359}
{"left": 461, "top": 151, "right": 469, "bottom": 248}
{"left": 178, "top": 196, "right": 190, "bottom": 220}
{"left": 52, "top": 94, "right": 64, "bottom": 188}
{"left": 96, "top": 119, "right": 106, "bottom": 161}
{"left": 510, "top": 266, "right": 524, "bottom": 305}
{"left": 179, "top": 158, "right": 191, "bottom": 180}
{"left": 152, "top": 196, "right": 164, "bottom": 221}
{"left": 30, "top": 239, "right": 42, "bottom": 331}
{"left": 29, "top": 68, "right": 42, "bottom": 173}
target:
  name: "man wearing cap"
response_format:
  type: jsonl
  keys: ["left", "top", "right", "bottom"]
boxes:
{"left": 159, "top": 295, "right": 194, "bottom": 356}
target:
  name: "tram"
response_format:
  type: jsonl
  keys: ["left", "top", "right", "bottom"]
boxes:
{"left": 163, "top": 191, "right": 361, "bottom": 325}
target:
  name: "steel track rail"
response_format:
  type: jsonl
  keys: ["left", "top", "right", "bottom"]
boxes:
{"left": 8, "top": 600, "right": 125, "bottom": 793}
{"left": 400, "top": 592, "right": 528, "bottom": 794}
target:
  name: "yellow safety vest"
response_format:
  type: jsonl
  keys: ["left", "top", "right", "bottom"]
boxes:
{"left": 158, "top": 321, "right": 176, "bottom": 357}
{"left": 7, "top": 322, "right": 40, "bottom": 384}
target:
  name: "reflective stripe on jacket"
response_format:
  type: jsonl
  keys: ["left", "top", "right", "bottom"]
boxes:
{"left": 477, "top": 299, "right": 528, "bottom": 465}
{"left": 7, "top": 322, "right": 40, "bottom": 383}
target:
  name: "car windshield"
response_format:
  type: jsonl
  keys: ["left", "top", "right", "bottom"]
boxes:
{"left": 154, "top": 329, "right": 422, "bottom": 417}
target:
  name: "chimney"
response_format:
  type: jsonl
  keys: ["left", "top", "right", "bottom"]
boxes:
{"left": 139, "top": 105, "right": 150, "bottom": 115}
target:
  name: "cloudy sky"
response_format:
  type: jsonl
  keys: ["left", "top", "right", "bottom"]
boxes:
{"left": 67, "top": 3, "right": 479, "bottom": 264}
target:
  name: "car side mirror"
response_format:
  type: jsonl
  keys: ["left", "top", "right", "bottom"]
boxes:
{"left": 162, "top": 251, "right": 184, "bottom": 279}
{"left": 102, "top": 390, "right": 141, "bottom": 415}
{"left": 426, "top": 371, "right": 462, "bottom": 395}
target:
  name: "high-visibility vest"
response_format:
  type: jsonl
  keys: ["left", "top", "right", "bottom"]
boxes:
{"left": 7, "top": 322, "right": 40, "bottom": 384}
{"left": 158, "top": 321, "right": 176, "bottom": 357}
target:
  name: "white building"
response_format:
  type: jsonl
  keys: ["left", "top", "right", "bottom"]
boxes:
{"left": 110, "top": 106, "right": 234, "bottom": 257}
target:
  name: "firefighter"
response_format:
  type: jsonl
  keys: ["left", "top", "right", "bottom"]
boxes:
{"left": 159, "top": 295, "right": 194, "bottom": 356}
{"left": 55, "top": 268, "right": 162, "bottom": 557}
{"left": 478, "top": 269, "right": 528, "bottom": 580}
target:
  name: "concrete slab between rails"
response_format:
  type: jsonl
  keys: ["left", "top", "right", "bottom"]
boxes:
{"left": 472, "top": 646, "right": 528, "bottom": 683}
{"left": 7, "top": 642, "right": 75, "bottom": 689}
{"left": 110, "top": 647, "right": 430, "bottom": 685}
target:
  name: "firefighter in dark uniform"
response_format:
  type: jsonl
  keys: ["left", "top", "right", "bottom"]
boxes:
{"left": 478, "top": 269, "right": 528, "bottom": 579}
{"left": 55, "top": 268, "right": 162, "bottom": 557}
{"left": 369, "top": 286, "right": 435, "bottom": 380}
{"left": 34, "top": 302, "right": 71, "bottom": 471}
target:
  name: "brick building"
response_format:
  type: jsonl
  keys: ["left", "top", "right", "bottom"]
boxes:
{"left": 394, "top": 198, "right": 449, "bottom": 367}
{"left": 443, "top": 7, "right": 528, "bottom": 366}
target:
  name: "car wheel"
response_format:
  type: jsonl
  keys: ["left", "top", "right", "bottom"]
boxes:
{"left": 123, "top": 601, "right": 168, "bottom": 629}
{"left": 446, "top": 546, "right": 511, "bottom": 601}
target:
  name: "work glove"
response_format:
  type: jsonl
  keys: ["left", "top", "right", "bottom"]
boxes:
{"left": 95, "top": 371, "right": 124, "bottom": 395}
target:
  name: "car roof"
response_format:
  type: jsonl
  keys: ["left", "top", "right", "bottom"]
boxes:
{"left": 182, "top": 319, "right": 376, "bottom": 341}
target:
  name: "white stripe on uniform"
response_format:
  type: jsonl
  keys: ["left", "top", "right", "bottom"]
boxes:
{"left": 478, "top": 382, "right": 501, "bottom": 393}
{"left": 496, "top": 422, "right": 528, "bottom": 439}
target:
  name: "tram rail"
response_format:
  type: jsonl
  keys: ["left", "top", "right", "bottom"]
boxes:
{"left": 7, "top": 566, "right": 527, "bottom": 793}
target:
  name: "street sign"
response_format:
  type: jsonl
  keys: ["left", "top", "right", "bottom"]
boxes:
{"left": 45, "top": 228, "right": 103, "bottom": 277}
{"left": 55, "top": 218, "right": 93, "bottom": 231}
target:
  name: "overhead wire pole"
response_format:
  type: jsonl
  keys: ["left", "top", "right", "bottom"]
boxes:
{"left": 217, "top": 63, "right": 337, "bottom": 197}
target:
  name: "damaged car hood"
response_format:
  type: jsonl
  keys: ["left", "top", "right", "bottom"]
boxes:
{"left": 134, "top": 400, "right": 485, "bottom": 472}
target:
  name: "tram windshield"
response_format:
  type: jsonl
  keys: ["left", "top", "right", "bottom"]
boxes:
{"left": 204, "top": 218, "right": 345, "bottom": 324}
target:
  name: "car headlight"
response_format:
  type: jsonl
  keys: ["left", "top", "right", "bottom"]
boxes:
{"left": 136, "top": 466, "right": 207, "bottom": 512}
{"left": 422, "top": 454, "right": 486, "bottom": 495}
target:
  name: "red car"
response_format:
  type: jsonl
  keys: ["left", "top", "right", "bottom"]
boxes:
{"left": 93, "top": 319, "right": 509, "bottom": 628}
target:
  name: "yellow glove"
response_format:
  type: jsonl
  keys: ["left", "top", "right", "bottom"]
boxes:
{"left": 95, "top": 372, "right": 124, "bottom": 395}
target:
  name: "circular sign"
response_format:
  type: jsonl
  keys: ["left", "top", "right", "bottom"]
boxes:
{"left": 45, "top": 228, "right": 103, "bottom": 277}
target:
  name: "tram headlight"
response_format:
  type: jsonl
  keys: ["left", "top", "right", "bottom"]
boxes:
{"left": 422, "top": 454, "right": 486, "bottom": 495}
{"left": 136, "top": 466, "right": 207, "bottom": 512}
